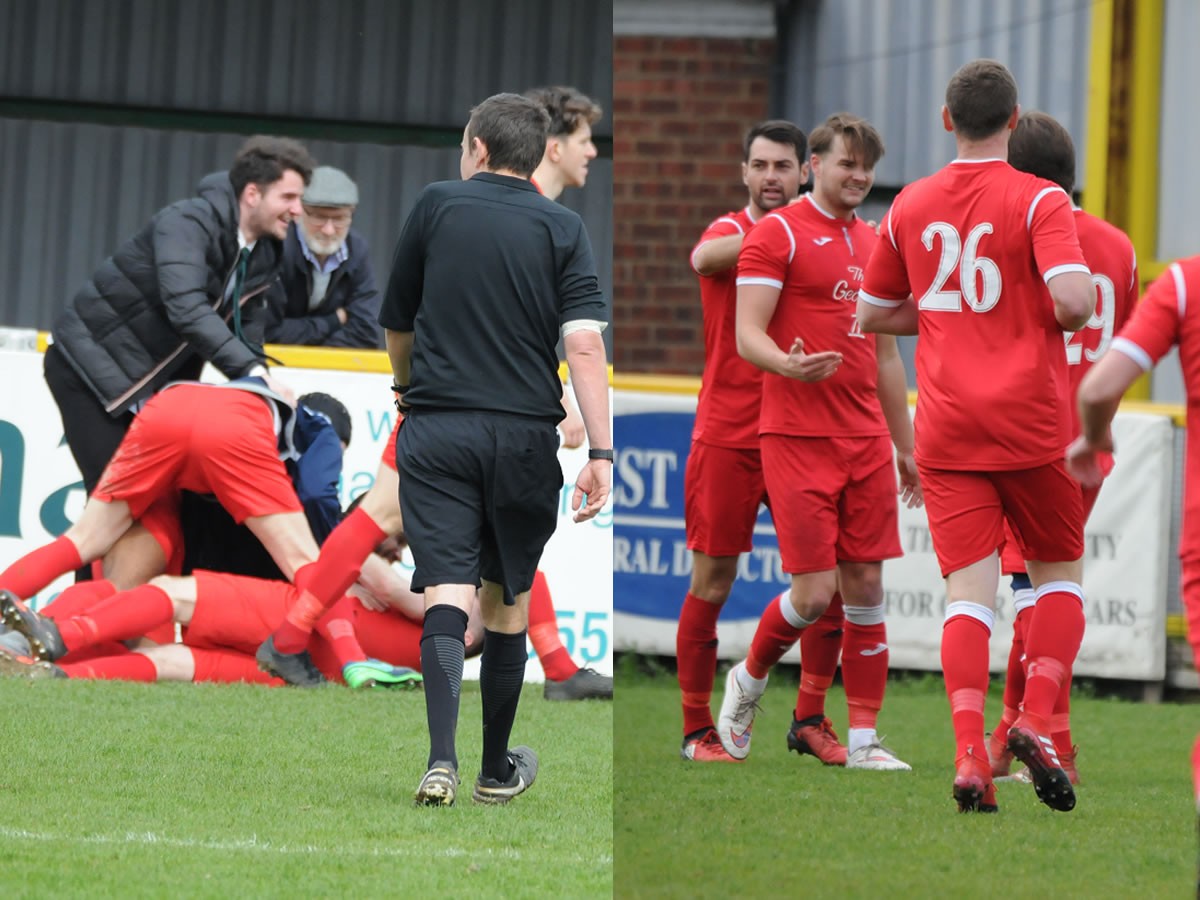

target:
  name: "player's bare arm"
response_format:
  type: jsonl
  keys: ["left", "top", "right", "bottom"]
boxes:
{"left": 692, "top": 234, "right": 745, "bottom": 276}
{"left": 1048, "top": 270, "right": 1096, "bottom": 332}
{"left": 563, "top": 327, "right": 612, "bottom": 523}
{"left": 1066, "top": 348, "right": 1143, "bottom": 486}
{"left": 857, "top": 292, "right": 917, "bottom": 335}
{"left": 874, "top": 334, "right": 922, "bottom": 508}
{"left": 736, "top": 283, "right": 842, "bottom": 380}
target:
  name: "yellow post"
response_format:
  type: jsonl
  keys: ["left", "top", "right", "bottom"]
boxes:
{"left": 1082, "top": 0, "right": 1114, "bottom": 218}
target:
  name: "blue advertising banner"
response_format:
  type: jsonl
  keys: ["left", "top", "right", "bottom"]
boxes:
{"left": 614, "top": 395, "right": 786, "bottom": 625}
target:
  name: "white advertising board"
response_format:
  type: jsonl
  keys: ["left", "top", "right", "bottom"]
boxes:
{"left": 0, "top": 350, "right": 613, "bottom": 681}
{"left": 614, "top": 389, "right": 1171, "bottom": 681}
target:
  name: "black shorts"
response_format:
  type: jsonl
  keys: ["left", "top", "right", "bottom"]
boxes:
{"left": 44, "top": 343, "right": 135, "bottom": 494}
{"left": 395, "top": 410, "right": 562, "bottom": 600}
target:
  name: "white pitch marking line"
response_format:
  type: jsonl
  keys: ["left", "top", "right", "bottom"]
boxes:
{"left": 0, "top": 826, "right": 612, "bottom": 866}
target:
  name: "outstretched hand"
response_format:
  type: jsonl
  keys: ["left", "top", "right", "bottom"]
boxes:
{"left": 572, "top": 459, "right": 612, "bottom": 523}
{"left": 1064, "top": 434, "right": 1108, "bottom": 488}
{"left": 780, "top": 337, "right": 842, "bottom": 382}
{"left": 896, "top": 451, "right": 923, "bottom": 508}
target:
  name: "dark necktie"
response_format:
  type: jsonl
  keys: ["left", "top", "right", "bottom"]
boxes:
{"left": 230, "top": 246, "right": 251, "bottom": 345}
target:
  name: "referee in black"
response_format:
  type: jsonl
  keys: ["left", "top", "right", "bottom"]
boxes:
{"left": 380, "top": 93, "right": 613, "bottom": 807}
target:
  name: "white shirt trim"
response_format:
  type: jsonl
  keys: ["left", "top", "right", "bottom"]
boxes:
{"left": 1027, "top": 186, "right": 1067, "bottom": 230}
{"left": 949, "top": 157, "right": 1006, "bottom": 165}
{"left": 763, "top": 213, "right": 796, "bottom": 264}
{"left": 690, "top": 216, "right": 747, "bottom": 272}
{"left": 1129, "top": 247, "right": 1138, "bottom": 292}
{"left": 1111, "top": 336, "right": 1154, "bottom": 372}
{"left": 1042, "top": 263, "right": 1091, "bottom": 284}
{"left": 561, "top": 319, "right": 608, "bottom": 337}
{"left": 857, "top": 290, "right": 904, "bottom": 308}
{"left": 736, "top": 276, "right": 784, "bottom": 289}
{"left": 1171, "top": 262, "right": 1187, "bottom": 320}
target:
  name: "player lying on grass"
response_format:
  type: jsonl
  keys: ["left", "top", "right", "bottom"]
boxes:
{"left": 0, "top": 534, "right": 482, "bottom": 686}
{"left": 257, "top": 414, "right": 613, "bottom": 699}
{"left": 0, "top": 378, "right": 329, "bottom": 609}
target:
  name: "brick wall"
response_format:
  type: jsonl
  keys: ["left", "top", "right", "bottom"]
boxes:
{"left": 613, "top": 35, "right": 774, "bottom": 374}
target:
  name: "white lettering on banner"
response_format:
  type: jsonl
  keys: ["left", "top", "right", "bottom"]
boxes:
{"left": 613, "top": 536, "right": 671, "bottom": 575}
{"left": 613, "top": 447, "right": 677, "bottom": 509}
{"left": 0, "top": 352, "right": 612, "bottom": 681}
{"left": 614, "top": 388, "right": 1173, "bottom": 682}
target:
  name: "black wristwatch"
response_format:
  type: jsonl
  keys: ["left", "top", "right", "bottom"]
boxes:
{"left": 588, "top": 448, "right": 615, "bottom": 461}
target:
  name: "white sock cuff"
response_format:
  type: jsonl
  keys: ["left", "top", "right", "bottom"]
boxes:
{"left": 779, "top": 591, "right": 816, "bottom": 629}
{"left": 843, "top": 604, "right": 886, "bottom": 626}
{"left": 1035, "top": 581, "right": 1084, "bottom": 604}
{"left": 1012, "top": 588, "right": 1037, "bottom": 614}
{"left": 944, "top": 600, "right": 994, "bottom": 632}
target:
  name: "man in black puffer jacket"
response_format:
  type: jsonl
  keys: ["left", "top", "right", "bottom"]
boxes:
{"left": 45, "top": 135, "right": 314, "bottom": 492}
{"left": 43, "top": 135, "right": 314, "bottom": 586}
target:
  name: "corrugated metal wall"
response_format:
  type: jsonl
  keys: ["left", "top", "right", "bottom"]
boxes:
{"left": 0, "top": 0, "right": 613, "bottom": 337}
{"left": 1, "top": 0, "right": 613, "bottom": 133}
{"left": 1157, "top": 0, "right": 1198, "bottom": 261}
{"left": 780, "top": 0, "right": 1092, "bottom": 190}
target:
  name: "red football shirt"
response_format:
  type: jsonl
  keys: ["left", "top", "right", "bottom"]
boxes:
{"left": 1110, "top": 257, "right": 1200, "bottom": 561}
{"left": 690, "top": 207, "right": 763, "bottom": 448}
{"left": 859, "top": 159, "right": 1089, "bottom": 469}
{"left": 1065, "top": 209, "right": 1138, "bottom": 435}
{"left": 737, "top": 194, "right": 888, "bottom": 438}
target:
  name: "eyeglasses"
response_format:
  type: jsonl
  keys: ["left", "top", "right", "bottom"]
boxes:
{"left": 303, "top": 208, "right": 353, "bottom": 227}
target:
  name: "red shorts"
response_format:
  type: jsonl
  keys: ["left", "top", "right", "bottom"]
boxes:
{"left": 760, "top": 434, "right": 901, "bottom": 574}
{"left": 93, "top": 386, "right": 301, "bottom": 523}
{"left": 919, "top": 461, "right": 1085, "bottom": 578}
{"left": 182, "top": 570, "right": 295, "bottom": 655}
{"left": 685, "top": 442, "right": 767, "bottom": 557}
{"left": 380, "top": 415, "right": 404, "bottom": 473}
{"left": 1000, "top": 481, "right": 1102, "bottom": 575}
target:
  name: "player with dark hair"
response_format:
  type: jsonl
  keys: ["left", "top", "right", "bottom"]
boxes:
{"left": 677, "top": 118, "right": 808, "bottom": 763}
{"left": 986, "top": 111, "right": 1138, "bottom": 787}
{"left": 858, "top": 59, "right": 1094, "bottom": 813}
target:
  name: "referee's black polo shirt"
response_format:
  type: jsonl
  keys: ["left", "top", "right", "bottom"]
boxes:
{"left": 379, "top": 172, "right": 608, "bottom": 421}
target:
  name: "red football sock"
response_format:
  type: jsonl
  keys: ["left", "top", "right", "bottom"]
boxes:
{"left": 746, "top": 593, "right": 804, "bottom": 680}
{"left": 1001, "top": 606, "right": 1031, "bottom": 712}
{"left": 794, "top": 592, "right": 842, "bottom": 722}
{"left": 42, "top": 580, "right": 117, "bottom": 621}
{"left": 273, "top": 507, "right": 386, "bottom": 652}
{"left": 677, "top": 591, "right": 723, "bottom": 735}
{"left": 59, "top": 652, "right": 158, "bottom": 682}
{"left": 315, "top": 596, "right": 368, "bottom": 668}
{"left": 528, "top": 570, "right": 578, "bottom": 681}
{"left": 1192, "top": 734, "right": 1200, "bottom": 808}
{"left": 0, "top": 535, "right": 83, "bottom": 600}
{"left": 55, "top": 584, "right": 174, "bottom": 653}
{"left": 942, "top": 611, "right": 992, "bottom": 759}
{"left": 1023, "top": 586, "right": 1085, "bottom": 728}
{"left": 841, "top": 616, "right": 887, "bottom": 731}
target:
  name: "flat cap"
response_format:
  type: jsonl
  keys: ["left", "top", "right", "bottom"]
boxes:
{"left": 304, "top": 166, "right": 358, "bottom": 207}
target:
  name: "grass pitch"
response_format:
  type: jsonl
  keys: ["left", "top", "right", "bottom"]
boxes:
{"left": 615, "top": 661, "right": 1197, "bottom": 899}
{"left": 0, "top": 679, "right": 611, "bottom": 898}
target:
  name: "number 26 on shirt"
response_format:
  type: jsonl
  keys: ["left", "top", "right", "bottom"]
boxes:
{"left": 917, "top": 222, "right": 1002, "bottom": 313}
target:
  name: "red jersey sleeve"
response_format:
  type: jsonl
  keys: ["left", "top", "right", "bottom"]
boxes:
{"left": 1112, "top": 263, "right": 1185, "bottom": 371}
{"left": 691, "top": 215, "right": 748, "bottom": 274}
{"left": 1028, "top": 187, "right": 1089, "bottom": 282}
{"left": 736, "top": 214, "right": 791, "bottom": 288}
{"left": 859, "top": 204, "right": 912, "bottom": 304}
